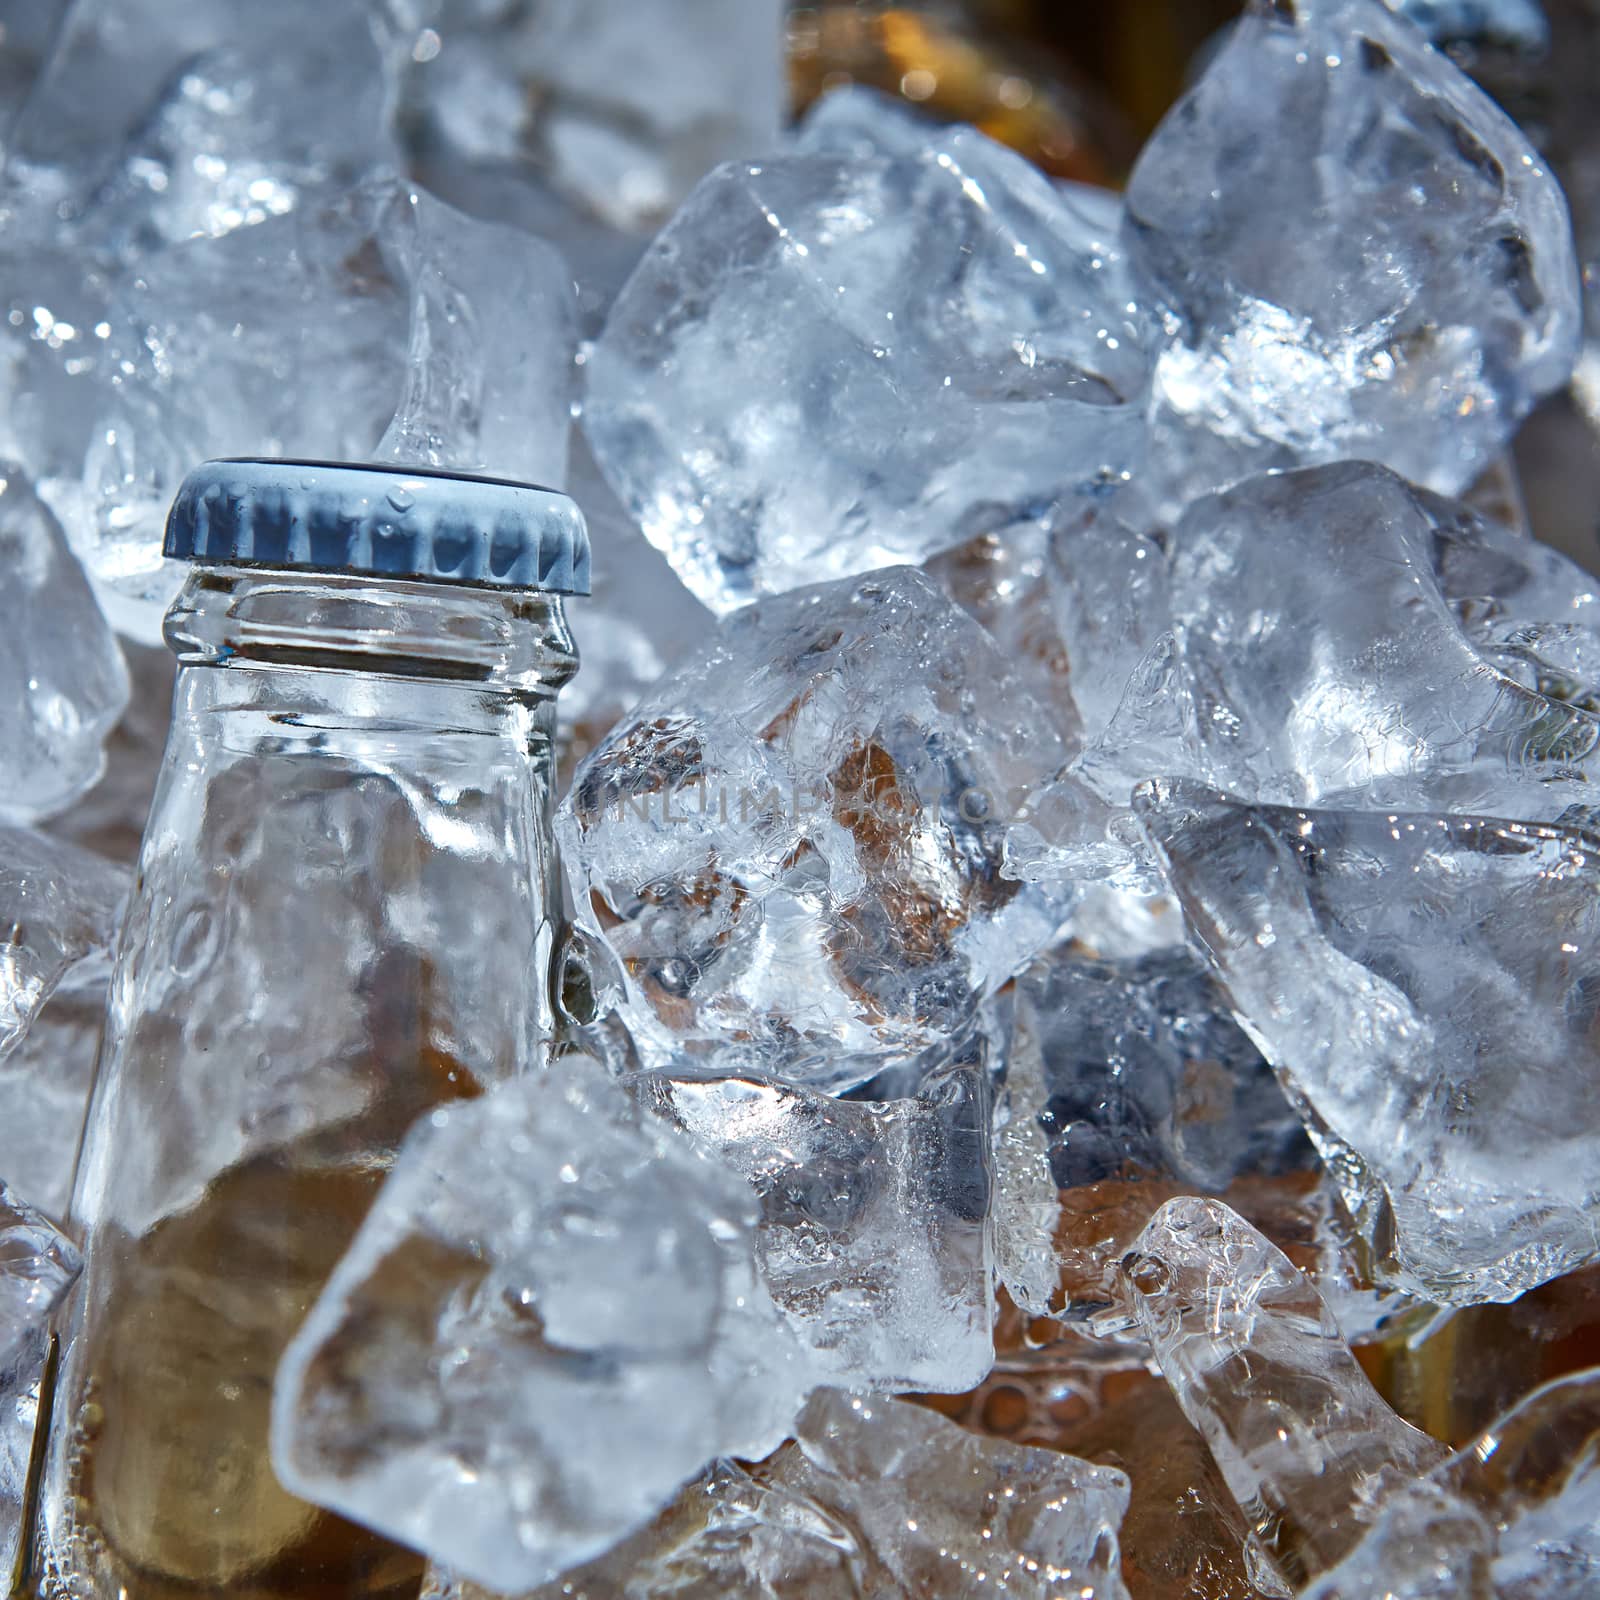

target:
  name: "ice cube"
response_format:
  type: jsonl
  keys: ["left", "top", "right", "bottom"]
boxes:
{"left": 4, "top": 0, "right": 412, "bottom": 209}
{"left": 557, "top": 434, "right": 711, "bottom": 777}
{"left": 1121, "top": 1196, "right": 1448, "bottom": 1591}
{"left": 469, "top": 1388, "right": 1132, "bottom": 1600}
{"left": 0, "top": 823, "right": 127, "bottom": 1062}
{"left": 402, "top": 0, "right": 784, "bottom": 233}
{"left": 583, "top": 112, "right": 1152, "bottom": 614}
{"left": 1126, "top": 0, "right": 1581, "bottom": 516}
{"left": 272, "top": 1058, "right": 817, "bottom": 1595}
{"left": 1149, "top": 462, "right": 1600, "bottom": 816}
{"left": 1136, "top": 779, "right": 1600, "bottom": 1304}
{"left": 557, "top": 566, "right": 1075, "bottom": 1091}
{"left": 1, "top": 1183, "right": 81, "bottom": 1580}
{"left": 1295, "top": 1370, "right": 1600, "bottom": 1599}
{"left": 1016, "top": 945, "right": 1311, "bottom": 1195}
{"left": 0, "top": 466, "right": 128, "bottom": 821}
{"left": 632, "top": 1063, "right": 993, "bottom": 1394}
{"left": 1, "top": 174, "right": 575, "bottom": 639}
{"left": 0, "top": 1181, "right": 81, "bottom": 1370}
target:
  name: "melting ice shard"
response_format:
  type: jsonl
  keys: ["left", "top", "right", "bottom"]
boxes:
{"left": 1125, "top": 0, "right": 1581, "bottom": 513}
{"left": 484, "top": 1389, "right": 1133, "bottom": 1600}
{"left": 558, "top": 566, "right": 1074, "bottom": 1091}
{"left": 583, "top": 104, "right": 1151, "bottom": 613}
{"left": 633, "top": 1065, "right": 993, "bottom": 1394}
{"left": 272, "top": 1059, "right": 815, "bottom": 1594}
{"left": 0, "top": 468, "right": 128, "bottom": 822}
{"left": 1121, "top": 1196, "right": 1448, "bottom": 1591}
{"left": 1136, "top": 780, "right": 1600, "bottom": 1303}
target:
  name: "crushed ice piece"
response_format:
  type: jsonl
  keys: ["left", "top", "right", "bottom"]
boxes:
{"left": 1126, "top": 0, "right": 1581, "bottom": 515}
{"left": 0, "top": 1181, "right": 81, "bottom": 1369}
{"left": 0, "top": 466, "right": 128, "bottom": 822}
{"left": 557, "top": 566, "right": 1075, "bottom": 1091}
{"left": 272, "top": 1058, "right": 816, "bottom": 1594}
{"left": 461, "top": 1388, "right": 1132, "bottom": 1600}
{"left": 0, "top": 174, "right": 574, "bottom": 638}
{"left": 1300, "top": 1367, "right": 1600, "bottom": 1597}
{"left": 1111, "top": 462, "right": 1600, "bottom": 817}
{"left": 583, "top": 106, "right": 1152, "bottom": 614}
{"left": 1136, "top": 780, "right": 1600, "bottom": 1304}
{"left": 1121, "top": 1196, "right": 1448, "bottom": 1591}
{"left": 1, "top": 1183, "right": 81, "bottom": 1581}
{"left": 402, "top": 0, "right": 784, "bottom": 232}
{"left": 633, "top": 1064, "right": 993, "bottom": 1394}
{"left": 0, "top": 824, "right": 128, "bottom": 1062}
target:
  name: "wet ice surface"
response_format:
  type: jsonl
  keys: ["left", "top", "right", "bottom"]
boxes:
{"left": 1137, "top": 780, "right": 1600, "bottom": 1305}
{"left": 583, "top": 97, "right": 1150, "bottom": 614}
{"left": 402, "top": 0, "right": 783, "bottom": 234}
{"left": 0, "top": 825, "right": 127, "bottom": 1063}
{"left": 0, "top": 173, "right": 575, "bottom": 637}
{"left": 1158, "top": 461, "right": 1600, "bottom": 816}
{"left": 632, "top": 1064, "right": 994, "bottom": 1394}
{"left": 558, "top": 565, "right": 1074, "bottom": 1091}
{"left": 1121, "top": 1196, "right": 1449, "bottom": 1591}
{"left": 485, "top": 1389, "right": 1133, "bottom": 1600}
{"left": 1126, "top": 0, "right": 1580, "bottom": 517}
{"left": 3, "top": 0, "right": 1600, "bottom": 1592}
{"left": 0, "top": 467, "right": 128, "bottom": 823}
{"left": 273, "top": 1059, "right": 816, "bottom": 1594}
{"left": 0, "top": 1183, "right": 82, "bottom": 1581}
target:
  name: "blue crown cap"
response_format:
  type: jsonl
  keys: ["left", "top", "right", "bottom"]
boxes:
{"left": 164, "top": 458, "right": 591, "bottom": 596}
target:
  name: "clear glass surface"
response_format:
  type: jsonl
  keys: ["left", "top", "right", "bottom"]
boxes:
{"left": 31, "top": 566, "right": 577, "bottom": 1600}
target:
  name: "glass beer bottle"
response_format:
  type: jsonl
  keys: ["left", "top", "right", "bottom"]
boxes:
{"left": 31, "top": 458, "right": 588, "bottom": 1600}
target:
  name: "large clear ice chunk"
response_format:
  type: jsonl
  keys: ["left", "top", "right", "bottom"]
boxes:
{"left": 272, "top": 1058, "right": 816, "bottom": 1594}
{"left": 2, "top": 174, "right": 575, "bottom": 637}
{"left": 558, "top": 566, "right": 1074, "bottom": 1090}
{"left": 0, "top": 824, "right": 127, "bottom": 1062}
{"left": 583, "top": 109, "right": 1152, "bottom": 614}
{"left": 492, "top": 1389, "right": 1132, "bottom": 1600}
{"left": 0, "top": 466, "right": 128, "bottom": 821}
{"left": 1136, "top": 779, "right": 1600, "bottom": 1304}
{"left": 1125, "top": 0, "right": 1581, "bottom": 514}
{"left": 633, "top": 1064, "right": 993, "bottom": 1394}
{"left": 1121, "top": 1196, "right": 1448, "bottom": 1591}
{"left": 1143, "top": 462, "right": 1600, "bottom": 816}
{"left": 403, "top": 0, "right": 784, "bottom": 233}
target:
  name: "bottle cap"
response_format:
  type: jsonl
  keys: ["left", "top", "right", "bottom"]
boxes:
{"left": 163, "top": 459, "right": 590, "bottom": 595}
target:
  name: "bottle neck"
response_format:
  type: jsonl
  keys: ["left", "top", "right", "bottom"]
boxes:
{"left": 162, "top": 565, "right": 579, "bottom": 702}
